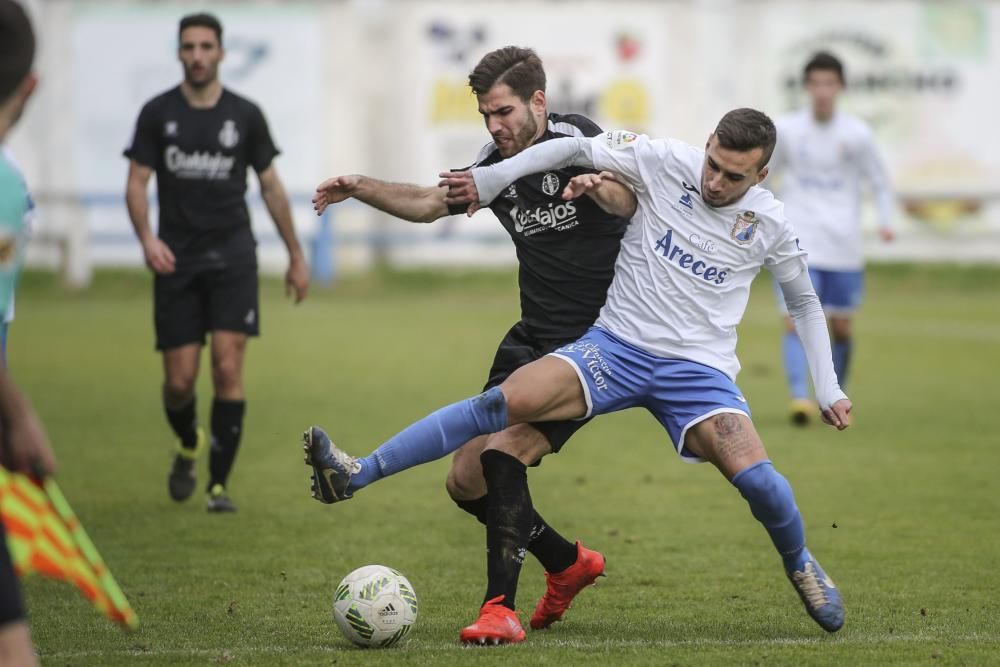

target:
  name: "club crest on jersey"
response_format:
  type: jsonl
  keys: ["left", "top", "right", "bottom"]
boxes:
{"left": 218, "top": 120, "right": 239, "bottom": 149}
{"left": 164, "top": 121, "right": 178, "bottom": 137}
{"left": 541, "top": 173, "right": 560, "bottom": 196}
{"left": 730, "top": 210, "right": 758, "bottom": 245}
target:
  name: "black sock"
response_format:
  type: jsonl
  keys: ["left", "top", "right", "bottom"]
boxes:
{"left": 164, "top": 396, "right": 198, "bottom": 450}
{"left": 481, "top": 450, "right": 532, "bottom": 610}
{"left": 209, "top": 398, "right": 245, "bottom": 489}
{"left": 455, "top": 495, "right": 577, "bottom": 574}
{"left": 528, "top": 517, "right": 578, "bottom": 574}
{"left": 455, "top": 496, "right": 491, "bottom": 525}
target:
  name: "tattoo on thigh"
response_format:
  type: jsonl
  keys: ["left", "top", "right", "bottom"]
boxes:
{"left": 711, "top": 413, "right": 756, "bottom": 461}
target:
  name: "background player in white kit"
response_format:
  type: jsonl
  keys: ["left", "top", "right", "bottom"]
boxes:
{"left": 766, "top": 52, "right": 894, "bottom": 425}
{"left": 302, "top": 108, "right": 853, "bottom": 637}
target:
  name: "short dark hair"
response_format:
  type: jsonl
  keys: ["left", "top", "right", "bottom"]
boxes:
{"left": 803, "top": 51, "right": 845, "bottom": 84}
{"left": 0, "top": 0, "right": 35, "bottom": 103}
{"left": 179, "top": 12, "right": 223, "bottom": 46}
{"left": 468, "top": 46, "right": 546, "bottom": 102}
{"left": 713, "top": 108, "right": 777, "bottom": 169}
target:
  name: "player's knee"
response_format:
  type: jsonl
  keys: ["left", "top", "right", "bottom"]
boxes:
{"left": 482, "top": 432, "right": 547, "bottom": 467}
{"left": 446, "top": 446, "right": 487, "bottom": 501}
{"left": 444, "top": 469, "right": 461, "bottom": 500}
{"left": 163, "top": 375, "right": 195, "bottom": 401}
{"left": 445, "top": 467, "right": 477, "bottom": 501}
{"left": 498, "top": 385, "right": 535, "bottom": 425}
{"left": 211, "top": 359, "right": 243, "bottom": 393}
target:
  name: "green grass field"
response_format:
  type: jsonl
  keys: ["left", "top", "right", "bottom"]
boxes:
{"left": 10, "top": 263, "right": 1000, "bottom": 666}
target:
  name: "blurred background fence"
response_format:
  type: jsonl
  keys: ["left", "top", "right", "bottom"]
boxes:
{"left": 10, "top": 0, "right": 1000, "bottom": 287}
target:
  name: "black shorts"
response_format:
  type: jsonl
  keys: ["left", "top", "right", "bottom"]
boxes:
{"left": 0, "top": 521, "right": 26, "bottom": 627}
{"left": 153, "top": 264, "right": 260, "bottom": 351}
{"left": 483, "top": 321, "right": 592, "bottom": 454}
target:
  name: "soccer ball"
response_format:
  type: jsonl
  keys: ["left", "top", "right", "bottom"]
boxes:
{"left": 332, "top": 565, "right": 418, "bottom": 648}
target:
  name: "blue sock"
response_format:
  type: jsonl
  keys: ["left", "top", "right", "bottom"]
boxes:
{"left": 349, "top": 386, "right": 508, "bottom": 492}
{"left": 782, "top": 332, "right": 810, "bottom": 400}
{"left": 731, "top": 460, "right": 806, "bottom": 571}
{"left": 832, "top": 339, "right": 852, "bottom": 389}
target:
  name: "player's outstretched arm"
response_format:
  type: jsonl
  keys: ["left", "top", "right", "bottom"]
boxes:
{"left": 125, "top": 160, "right": 175, "bottom": 275}
{"left": 313, "top": 174, "right": 450, "bottom": 224}
{"left": 259, "top": 165, "right": 309, "bottom": 303}
{"left": 564, "top": 171, "right": 637, "bottom": 219}
{"left": 0, "top": 373, "right": 56, "bottom": 476}
{"left": 440, "top": 137, "right": 593, "bottom": 212}
{"left": 779, "top": 270, "right": 852, "bottom": 430}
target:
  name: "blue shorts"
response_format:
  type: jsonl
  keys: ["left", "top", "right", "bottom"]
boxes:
{"left": 774, "top": 268, "right": 864, "bottom": 316}
{"left": 550, "top": 327, "right": 751, "bottom": 463}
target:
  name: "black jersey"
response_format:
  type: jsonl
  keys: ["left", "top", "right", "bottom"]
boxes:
{"left": 449, "top": 113, "right": 629, "bottom": 341}
{"left": 124, "top": 86, "right": 279, "bottom": 270}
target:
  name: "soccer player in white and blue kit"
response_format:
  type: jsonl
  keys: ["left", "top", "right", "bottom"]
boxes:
{"left": 766, "top": 52, "right": 894, "bottom": 424}
{"left": 303, "top": 109, "right": 852, "bottom": 635}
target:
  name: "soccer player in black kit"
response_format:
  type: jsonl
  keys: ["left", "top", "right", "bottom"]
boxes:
{"left": 308, "top": 47, "right": 637, "bottom": 643}
{"left": 124, "top": 13, "right": 309, "bottom": 513}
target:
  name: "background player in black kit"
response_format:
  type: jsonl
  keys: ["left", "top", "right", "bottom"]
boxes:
{"left": 309, "top": 46, "right": 636, "bottom": 642}
{"left": 124, "top": 13, "right": 309, "bottom": 512}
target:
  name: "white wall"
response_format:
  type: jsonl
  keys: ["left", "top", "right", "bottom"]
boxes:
{"left": 7, "top": 0, "right": 1000, "bottom": 282}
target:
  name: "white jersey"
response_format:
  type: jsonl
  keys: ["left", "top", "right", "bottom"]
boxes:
{"left": 474, "top": 132, "right": 808, "bottom": 380}
{"left": 585, "top": 132, "right": 807, "bottom": 379}
{"left": 767, "top": 109, "right": 893, "bottom": 271}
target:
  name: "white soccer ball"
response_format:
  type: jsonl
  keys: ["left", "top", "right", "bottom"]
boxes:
{"left": 332, "top": 564, "right": 418, "bottom": 648}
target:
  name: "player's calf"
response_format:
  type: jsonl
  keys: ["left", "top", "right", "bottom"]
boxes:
{"left": 731, "top": 460, "right": 844, "bottom": 631}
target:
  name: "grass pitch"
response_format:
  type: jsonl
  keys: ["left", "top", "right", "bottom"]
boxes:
{"left": 11, "top": 263, "right": 1000, "bottom": 666}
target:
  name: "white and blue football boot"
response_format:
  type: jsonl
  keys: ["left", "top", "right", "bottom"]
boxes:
{"left": 786, "top": 549, "right": 845, "bottom": 632}
{"left": 302, "top": 426, "right": 360, "bottom": 504}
